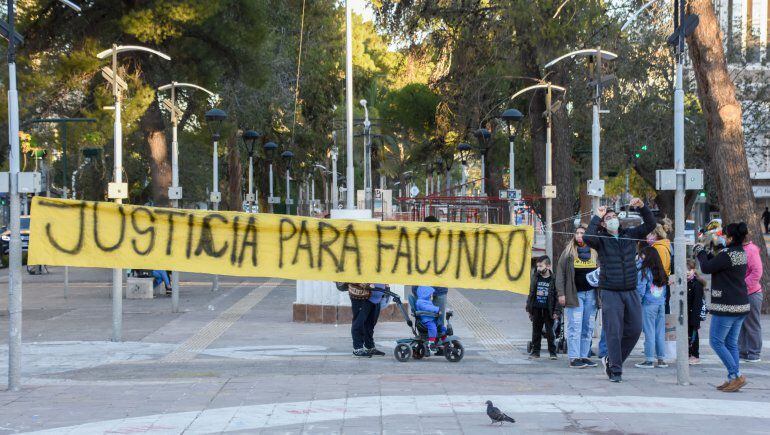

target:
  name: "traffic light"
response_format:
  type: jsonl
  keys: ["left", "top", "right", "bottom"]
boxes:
{"left": 699, "top": 191, "right": 706, "bottom": 197}
{"left": 641, "top": 145, "right": 648, "bottom": 151}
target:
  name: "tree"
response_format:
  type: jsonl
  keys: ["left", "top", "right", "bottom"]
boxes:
{"left": 686, "top": 0, "right": 770, "bottom": 312}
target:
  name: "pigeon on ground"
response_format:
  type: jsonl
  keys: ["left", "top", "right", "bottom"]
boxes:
{"left": 486, "top": 400, "right": 516, "bottom": 425}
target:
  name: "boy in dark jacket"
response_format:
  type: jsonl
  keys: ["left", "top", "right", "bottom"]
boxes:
{"left": 526, "top": 256, "right": 561, "bottom": 359}
{"left": 584, "top": 199, "right": 656, "bottom": 382}
{"left": 687, "top": 259, "right": 706, "bottom": 365}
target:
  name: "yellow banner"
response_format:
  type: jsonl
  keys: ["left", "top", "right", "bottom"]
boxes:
{"left": 28, "top": 197, "right": 532, "bottom": 293}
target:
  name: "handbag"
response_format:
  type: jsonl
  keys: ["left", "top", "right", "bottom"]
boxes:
{"left": 347, "top": 283, "right": 372, "bottom": 300}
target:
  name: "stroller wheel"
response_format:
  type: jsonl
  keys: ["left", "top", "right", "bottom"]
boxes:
{"left": 444, "top": 340, "right": 464, "bottom": 362}
{"left": 394, "top": 343, "right": 412, "bottom": 362}
{"left": 411, "top": 342, "right": 426, "bottom": 360}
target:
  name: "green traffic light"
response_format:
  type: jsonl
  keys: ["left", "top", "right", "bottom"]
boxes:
{"left": 641, "top": 145, "right": 648, "bottom": 151}
{"left": 699, "top": 191, "right": 706, "bottom": 197}
{"left": 635, "top": 153, "right": 641, "bottom": 158}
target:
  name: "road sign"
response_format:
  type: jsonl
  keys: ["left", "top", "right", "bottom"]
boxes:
{"left": 410, "top": 185, "right": 419, "bottom": 198}
{"left": 285, "top": 199, "right": 294, "bottom": 205}
{"left": 162, "top": 99, "right": 184, "bottom": 120}
{"left": 268, "top": 196, "right": 281, "bottom": 204}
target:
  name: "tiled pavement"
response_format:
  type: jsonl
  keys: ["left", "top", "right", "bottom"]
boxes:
{"left": 0, "top": 266, "right": 769, "bottom": 434}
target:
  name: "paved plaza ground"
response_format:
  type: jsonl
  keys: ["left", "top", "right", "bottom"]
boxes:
{"left": 0, "top": 267, "right": 769, "bottom": 434}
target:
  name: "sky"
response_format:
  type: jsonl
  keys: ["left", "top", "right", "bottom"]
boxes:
{"left": 350, "top": 0, "right": 375, "bottom": 22}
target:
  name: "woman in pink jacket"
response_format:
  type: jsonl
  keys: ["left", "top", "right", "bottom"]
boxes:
{"left": 739, "top": 239, "right": 763, "bottom": 362}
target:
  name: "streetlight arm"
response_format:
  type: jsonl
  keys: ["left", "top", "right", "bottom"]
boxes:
{"left": 544, "top": 49, "right": 618, "bottom": 69}
{"left": 58, "top": 0, "right": 82, "bottom": 12}
{"left": 96, "top": 45, "right": 171, "bottom": 61}
{"left": 510, "top": 84, "right": 567, "bottom": 101}
{"left": 621, "top": 0, "right": 660, "bottom": 31}
{"left": 158, "top": 82, "right": 216, "bottom": 97}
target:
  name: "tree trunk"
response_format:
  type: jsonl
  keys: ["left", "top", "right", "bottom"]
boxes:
{"left": 687, "top": 0, "right": 770, "bottom": 312}
{"left": 225, "top": 135, "right": 243, "bottom": 211}
{"left": 141, "top": 103, "right": 170, "bottom": 207}
{"left": 552, "top": 106, "right": 575, "bottom": 258}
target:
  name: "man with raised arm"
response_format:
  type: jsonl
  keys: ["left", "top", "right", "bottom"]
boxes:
{"left": 584, "top": 198, "right": 656, "bottom": 382}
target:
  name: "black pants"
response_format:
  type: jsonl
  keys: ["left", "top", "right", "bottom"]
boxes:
{"left": 688, "top": 324, "right": 700, "bottom": 358}
{"left": 351, "top": 299, "right": 380, "bottom": 349}
{"left": 601, "top": 290, "right": 642, "bottom": 375}
{"left": 764, "top": 220, "right": 769, "bottom": 233}
{"left": 530, "top": 307, "right": 555, "bottom": 354}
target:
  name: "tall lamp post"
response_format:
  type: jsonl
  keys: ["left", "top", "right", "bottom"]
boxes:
{"left": 473, "top": 128, "right": 492, "bottom": 196}
{"left": 457, "top": 143, "right": 472, "bottom": 197}
{"left": 545, "top": 48, "right": 617, "bottom": 213}
{"left": 204, "top": 108, "right": 227, "bottom": 292}
{"left": 282, "top": 150, "right": 294, "bottom": 213}
{"left": 360, "top": 99, "right": 372, "bottom": 210}
{"left": 331, "top": 131, "right": 339, "bottom": 209}
{"left": 157, "top": 81, "right": 215, "bottom": 313}
{"left": 96, "top": 44, "right": 170, "bottom": 342}
{"left": 344, "top": 0, "right": 355, "bottom": 210}
{"left": 3, "top": 0, "right": 82, "bottom": 392}
{"left": 23, "top": 117, "right": 96, "bottom": 300}
{"left": 263, "top": 141, "right": 279, "bottom": 212}
{"left": 501, "top": 108, "right": 524, "bottom": 199}
{"left": 510, "top": 82, "right": 567, "bottom": 261}
{"left": 241, "top": 130, "right": 262, "bottom": 212}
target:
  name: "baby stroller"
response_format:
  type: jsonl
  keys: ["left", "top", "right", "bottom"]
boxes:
{"left": 383, "top": 289, "right": 464, "bottom": 363}
{"left": 527, "top": 313, "right": 567, "bottom": 354}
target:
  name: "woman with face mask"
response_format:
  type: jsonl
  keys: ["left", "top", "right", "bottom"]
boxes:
{"left": 694, "top": 222, "right": 751, "bottom": 392}
{"left": 555, "top": 225, "right": 600, "bottom": 369}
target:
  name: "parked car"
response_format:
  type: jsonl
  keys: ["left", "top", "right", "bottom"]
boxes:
{"left": 1, "top": 216, "right": 30, "bottom": 254}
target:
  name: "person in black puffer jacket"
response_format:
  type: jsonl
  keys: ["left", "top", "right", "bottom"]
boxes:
{"left": 694, "top": 222, "right": 751, "bottom": 393}
{"left": 584, "top": 198, "right": 656, "bottom": 383}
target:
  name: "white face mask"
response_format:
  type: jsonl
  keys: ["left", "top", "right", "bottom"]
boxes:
{"left": 605, "top": 218, "right": 620, "bottom": 232}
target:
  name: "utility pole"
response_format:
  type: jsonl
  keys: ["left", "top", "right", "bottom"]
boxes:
{"left": 331, "top": 131, "right": 339, "bottom": 208}
{"left": 345, "top": 0, "right": 355, "bottom": 209}
{"left": 204, "top": 108, "right": 227, "bottom": 292}
{"left": 97, "top": 44, "right": 170, "bottom": 342}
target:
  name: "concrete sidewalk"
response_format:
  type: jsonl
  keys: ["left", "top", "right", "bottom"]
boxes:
{"left": 0, "top": 266, "right": 769, "bottom": 434}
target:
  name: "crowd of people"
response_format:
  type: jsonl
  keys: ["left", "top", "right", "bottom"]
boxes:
{"left": 339, "top": 202, "right": 763, "bottom": 392}
{"left": 524, "top": 198, "right": 762, "bottom": 391}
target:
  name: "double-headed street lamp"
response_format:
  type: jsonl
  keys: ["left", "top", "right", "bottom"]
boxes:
{"left": 510, "top": 81, "right": 567, "bottom": 261}
{"left": 157, "top": 81, "right": 216, "bottom": 313}
{"left": 96, "top": 44, "right": 170, "bottom": 343}
{"left": 204, "top": 108, "right": 227, "bottom": 292}
{"left": 473, "top": 128, "right": 492, "bottom": 196}
{"left": 241, "top": 130, "right": 262, "bottom": 212}
{"left": 282, "top": 150, "right": 295, "bottom": 213}
{"left": 545, "top": 48, "right": 617, "bottom": 213}
{"left": 501, "top": 108, "right": 524, "bottom": 198}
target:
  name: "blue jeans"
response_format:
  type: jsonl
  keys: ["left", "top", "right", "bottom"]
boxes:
{"left": 434, "top": 293, "right": 447, "bottom": 333}
{"left": 710, "top": 314, "right": 747, "bottom": 379}
{"left": 565, "top": 291, "right": 597, "bottom": 359}
{"left": 152, "top": 270, "right": 170, "bottom": 289}
{"left": 642, "top": 304, "right": 666, "bottom": 361}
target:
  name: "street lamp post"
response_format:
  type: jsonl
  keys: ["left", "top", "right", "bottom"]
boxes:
{"left": 282, "top": 151, "right": 294, "bottom": 213}
{"left": 458, "top": 143, "right": 472, "bottom": 197}
{"left": 157, "top": 82, "right": 215, "bottom": 313}
{"left": 360, "top": 99, "right": 372, "bottom": 210}
{"left": 263, "top": 141, "right": 279, "bottom": 212}
{"left": 96, "top": 44, "right": 170, "bottom": 342}
{"left": 501, "top": 108, "right": 524, "bottom": 197}
{"left": 23, "top": 117, "right": 96, "bottom": 300}
{"left": 545, "top": 48, "right": 617, "bottom": 213}
{"left": 3, "top": 0, "right": 82, "bottom": 391}
{"left": 204, "top": 108, "right": 227, "bottom": 292}
{"left": 510, "top": 82, "right": 567, "bottom": 261}
{"left": 331, "top": 131, "right": 339, "bottom": 208}
{"left": 241, "top": 130, "right": 262, "bottom": 212}
{"left": 473, "top": 128, "right": 492, "bottom": 196}
{"left": 344, "top": 0, "right": 355, "bottom": 210}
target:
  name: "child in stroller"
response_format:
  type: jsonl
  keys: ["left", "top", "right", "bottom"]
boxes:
{"left": 385, "top": 286, "right": 464, "bottom": 362}
{"left": 414, "top": 286, "right": 446, "bottom": 351}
